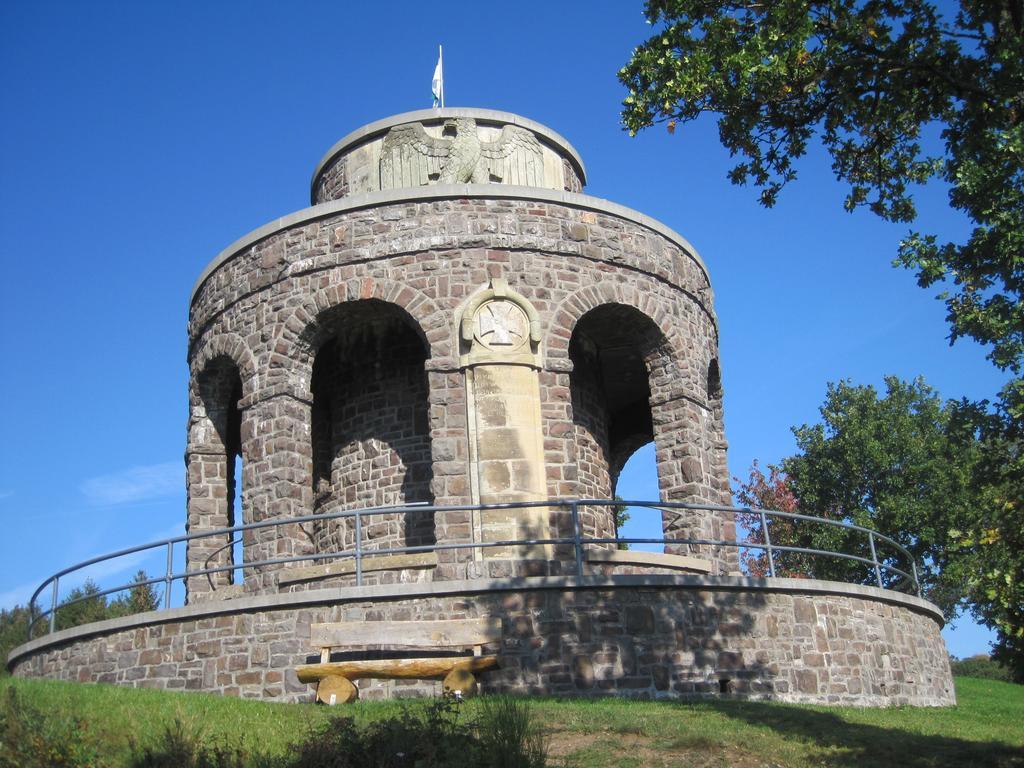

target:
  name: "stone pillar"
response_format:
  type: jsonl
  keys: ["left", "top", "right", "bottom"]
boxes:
{"left": 428, "top": 366, "right": 474, "bottom": 581}
{"left": 652, "top": 389, "right": 738, "bottom": 574}
{"left": 184, "top": 445, "right": 234, "bottom": 600}
{"left": 240, "top": 393, "right": 315, "bottom": 592}
{"left": 458, "top": 280, "right": 550, "bottom": 571}
{"left": 184, "top": 391, "right": 235, "bottom": 601}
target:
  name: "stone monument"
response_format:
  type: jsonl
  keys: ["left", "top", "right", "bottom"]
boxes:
{"left": 184, "top": 108, "right": 736, "bottom": 598}
{"left": 8, "top": 108, "right": 955, "bottom": 706}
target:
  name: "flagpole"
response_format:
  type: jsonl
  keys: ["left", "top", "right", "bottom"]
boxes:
{"left": 439, "top": 45, "right": 444, "bottom": 108}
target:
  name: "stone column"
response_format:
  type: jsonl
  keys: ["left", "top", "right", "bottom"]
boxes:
{"left": 642, "top": 339, "right": 735, "bottom": 573}
{"left": 184, "top": 405, "right": 234, "bottom": 602}
{"left": 651, "top": 391, "right": 737, "bottom": 574}
{"left": 457, "top": 280, "right": 550, "bottom": 574}
{"left": 428, "top": 366, "right": 474, "bottom": 581}
{"left": 240, "top": 393, "right": 315, "bottom": 592}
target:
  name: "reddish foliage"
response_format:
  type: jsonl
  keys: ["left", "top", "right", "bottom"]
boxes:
{"left": 734, "top": 462, "right": 810, "bottom": 578}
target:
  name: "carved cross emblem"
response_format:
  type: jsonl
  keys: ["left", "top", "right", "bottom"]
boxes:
{"left": 476, "top": 301, "right": 527, "bottom": 350}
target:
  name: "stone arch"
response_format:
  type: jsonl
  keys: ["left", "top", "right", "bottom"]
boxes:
{"left": 545, "top": 283, "right": 679, "bottom": 371}
{"left": 189, "top": 332, "right": 257, "bottom": 402}
{"left": 305, "top": 297, "right": 437, "bottom": 556}
{"left": 567, "top": 302, "right": 672, "bottom": 498}
{"left": 186, "top": 348, "right": 248, "bottom": 600}
{"left": 274, "top": 275, "right": 448, "bottom": 401}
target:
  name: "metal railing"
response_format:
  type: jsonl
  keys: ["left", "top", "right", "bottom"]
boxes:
{"left": 26, "top": 499, "right": 921, "bottom": 639}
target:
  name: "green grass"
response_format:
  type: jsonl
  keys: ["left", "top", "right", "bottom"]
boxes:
{"left": 1, "top": 676, "right": 1022, "bottom": 767}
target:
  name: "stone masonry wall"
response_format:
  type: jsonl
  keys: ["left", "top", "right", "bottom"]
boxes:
{"left": 186, "top": 194, "right": 734, "bottom": 586}
{"left": 11, "top": 582, "right": 955, "bottom": 707}
{"left": 310, "top": 308, "right": 434, "bottom": 555}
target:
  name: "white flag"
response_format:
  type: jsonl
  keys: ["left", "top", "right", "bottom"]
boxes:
{"left": 431, "top": 48, "right": 443, "bottom": 108}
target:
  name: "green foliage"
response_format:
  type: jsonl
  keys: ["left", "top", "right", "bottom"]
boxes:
{"left": 737, "top": 378, "right": 983, "bottom": 612}
{"left": 612, "top": 495, "right": 630, "bottom": 550}
{"left": 620, "top": 4, "right": 1024, "bottom": 678}
{"left": 620, "top": 0, "right": 1024, "bottom": 375}
{"left": 948, "top": 406, "right": 1024, "bottom": 681}
{"left": 55, "top": 571, "right": 162, "bottom": 632}
{"left": 272, "top": 696, "right": 548, "bottom": 768}
{"left": 290, "top": 694, "right": 475, "bottom": 767}
{"left": 2, "top": 676, "right": 1024, "bottom": 768}
{"left": 0, "top": 686, "right": 546, "bottom": 768}
{"left": 1, "top": 571, "right": 164, "bottom": 670}
{"left": 951, "top": 654, "right": 1015, "bottom": 682}
{"left": 55, "top": 579, "right": 110, "bottom": 631}
{"left": 130, "top": 717, "right": 253, "bottom": 768}
{"left": 108, "top": 571, "right": 163, "bottom": 619}
{"left": 0, "top": 607, "right": 30, "bottom": 677}
{"left": 0, "top": 687, "right": 100, "bottom": 767}
{"left": 737, "top": 376, "right": 1024, "bottom": 680}
{"left": 476, "top": 697, "right": 549, "bottom": 768}
{"left": 783, "top": 376, "right": 983, "bottom": 616}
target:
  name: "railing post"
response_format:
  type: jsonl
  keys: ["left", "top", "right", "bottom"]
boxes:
{"left": 570, "top": 501, "right": 584, "bottom": 577}
{"left": 354, "top": 510, "right": 363, "bottom": 587}
{"left": 867, "top": 531, "right": 883, "bottom": 588}
{"left": 164, "top": 541, "right": 174, "bottom": 609}
{"left": 911, "top": 559, "right": 922, "bottom": 597}
{"left": 759, "top": 509, "right": 776, "bottom": 578}
{"left": 48, "top": 577, "right": 59, "bottom": 634}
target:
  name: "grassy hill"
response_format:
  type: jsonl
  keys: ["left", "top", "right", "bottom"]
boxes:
{"left": 1, "top": 676, "right": 1021, "bottom": 767}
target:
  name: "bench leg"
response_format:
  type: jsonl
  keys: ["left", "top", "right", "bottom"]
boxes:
{"left": 443, "top": 663, "right": 479, "bottom": 698}
{"left": 317, "top": 675, "right": 358, "bottom": 705}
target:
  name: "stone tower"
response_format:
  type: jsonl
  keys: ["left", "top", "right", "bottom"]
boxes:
{"left": 184, "top": 108, "right": 734, "bottom": 600}
{"left": 10, "top": 109, "right": 955, "bottom": 708}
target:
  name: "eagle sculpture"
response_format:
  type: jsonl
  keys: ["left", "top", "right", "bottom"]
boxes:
{"left": 379, "top": 118, "right": 544, "bottom": 190}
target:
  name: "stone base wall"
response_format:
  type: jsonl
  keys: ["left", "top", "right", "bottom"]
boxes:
{"left": 9, "top": 577, "right": 954, "bottom": 707}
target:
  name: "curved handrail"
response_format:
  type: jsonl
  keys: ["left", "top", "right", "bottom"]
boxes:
{"left": 26, "top": 499, "right": 922, "bottom": 639}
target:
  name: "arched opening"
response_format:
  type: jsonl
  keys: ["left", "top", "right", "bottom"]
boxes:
{"left": 189, "top": 355, "right": 243, "bottom": 592}
{"left": 569, "top": 304, "right": 668, "bottom": 543}
{"left": 309, "top": 299, "right": 435, "bottom": 555}
{"left": 613, "top": 443, "right": 661, "bottom": 552}
{"left": 707, "top": 357, "right": 722, "bottom": 400}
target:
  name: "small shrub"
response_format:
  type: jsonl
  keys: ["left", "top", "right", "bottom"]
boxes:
{"left": 292, "top": 695, "right": 474, "bottom": 768}
{"left": 130, "top": 716, "right": 257, "bottom": 768}
{"left": 289, "top": 695, "right": 551, "bottom": 768}
{"left": 0, "top": 687, "right": 100, "bottom": 768}
{"left": 476, "top": 697, "right": 549, "bottom": 768}
{"left": 951, "top": 654, "right": 1014, "bottom": 682}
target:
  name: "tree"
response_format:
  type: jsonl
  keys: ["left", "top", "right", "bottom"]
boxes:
{"left": 619, "top": 0, "right": 1024, "bottom": 375}
{"left": 0, "top": 606, "right": 30, "bottom": 677}
{"left": 953, "top": 412, "right": 1024, "bottom": 679}
{"left": 612, "top": 495, "right": 631, "bottom": 550}
{"left": 107, "top": 570, "right": 161, "bottom": 618}
{"left": 621, "top": 0, "right": 1024, "bottom": 682}
{"left": 785, "top": 377, "right": 985, "bottom": 615}
{"left": 54, "top": 580, "right": 108, "bottom": 631}
{"left": 735, "top": 376, "right": 1024, "bottom": 680}
{"left": 735, "top": 378, "right": 983, "bottom": 604}
{"left": 734, "top": 461, "right": 816, "bottom": 578}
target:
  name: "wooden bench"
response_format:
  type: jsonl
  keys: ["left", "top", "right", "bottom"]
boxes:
{"left": 295, "top": 618, "right": 501, "bottom": 704}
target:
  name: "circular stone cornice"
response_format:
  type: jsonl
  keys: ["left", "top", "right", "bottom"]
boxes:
{"left": 6, "top": 574, "right": 943, "bottom": 671}
{"left": 190, "top": 185, "right": 709, "bottom": 305}
{"left": 310, "top": 108, "right": 588, "bottom": 201}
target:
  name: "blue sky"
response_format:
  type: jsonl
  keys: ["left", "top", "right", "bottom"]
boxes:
{"left": 0, "top": 1, "right": 1004, "bottom": 657}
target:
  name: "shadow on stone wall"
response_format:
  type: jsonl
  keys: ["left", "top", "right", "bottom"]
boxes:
{"left": 310, "top": 300, "right": 436, "bottom": 553}
{"left": 490, "top": 583, "right": 770, "bottom": 698}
